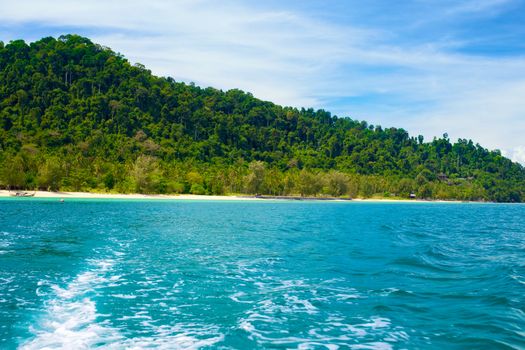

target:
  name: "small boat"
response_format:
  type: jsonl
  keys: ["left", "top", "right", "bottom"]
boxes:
{"left": 10, "top": 191, "right": 36, "bottom": 197}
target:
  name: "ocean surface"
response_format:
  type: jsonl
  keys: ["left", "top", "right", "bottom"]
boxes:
{"left": 0, "top": 199, "right": 524, "bottom": 349}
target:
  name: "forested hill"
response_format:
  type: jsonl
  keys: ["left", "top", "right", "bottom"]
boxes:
{"left": 1, "top": 35, "right": 524, "bottom": 202}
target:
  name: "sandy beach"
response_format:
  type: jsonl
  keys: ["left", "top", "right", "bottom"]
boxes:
{"left": 0, "top": 190, "right": 467, "bottom": 203}
{"left": 0, "top": 190, "right": 262, "bottom": 201}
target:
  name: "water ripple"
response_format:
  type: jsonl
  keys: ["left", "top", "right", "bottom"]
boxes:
{"left": 0, "top": 200, "right": 523, "bottom": 349}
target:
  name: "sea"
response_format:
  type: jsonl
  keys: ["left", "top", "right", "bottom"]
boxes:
{"left": 0, "top": 199, "right": 523, "bottom": 349}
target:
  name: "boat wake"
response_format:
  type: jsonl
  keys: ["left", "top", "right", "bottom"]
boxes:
{"left": 20, "top": 257, "right": 122, "bottom": 349}
{"left": 20, "top": 254, "right": 223, "bottom": 349}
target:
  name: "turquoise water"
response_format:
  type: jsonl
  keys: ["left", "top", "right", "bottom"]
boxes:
{"left": 0, "top": 199, "right": 524, "bottom": 349}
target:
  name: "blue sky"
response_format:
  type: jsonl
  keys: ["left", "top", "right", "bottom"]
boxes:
{"left": 1, "top": 0, "right": 525, "bottom": 163}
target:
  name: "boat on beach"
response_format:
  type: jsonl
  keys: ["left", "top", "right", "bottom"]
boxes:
{"left": 9, "top": 191, "right": 36, "bottom": 197}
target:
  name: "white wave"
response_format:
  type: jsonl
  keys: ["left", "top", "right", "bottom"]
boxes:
{"left": 20, "top": 256, "right": 224, "bottom": 350}
{"left": 0, "top": 234, "right": 13, "bottom": 254}
{"left": 21, "top": 299, "right": 122, "bottom": 349}
{"left": 350, "top": 342, "right": 393, "bottom": 350}
{"left": 20, "top": 258, "right": 123, "bottom": 350}
{"left": 229, "top": 291, "right": 254, "bottom": 304}
{"left": 284, "top": 294, "right": 318, "bottom": 314}
{"left": 334, "top": 293, "right": 362, "bottom": 301}
{"left": 238, "top": 307, "right": 407, "bottom": 348}
{"left": 510, "top": 274, "right": 525, "bottom": 285}
{"left": 298, "top": 342, "right": 340, "bottom": 350}
{"left": 360, "top": 317, "right": 391, "bottom": 329}
{"left": 111, "top": 294, "right": 137, "bottom": 299}
{"left": 110, "top": 333, "right": 224, "bottom": 350}
{"left": 239, "top": 320, "right": 256, "bottom": 333}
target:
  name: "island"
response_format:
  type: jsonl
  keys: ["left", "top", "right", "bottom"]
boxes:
{"left": 0, "top": 35, "right": 524, "bottom": 202}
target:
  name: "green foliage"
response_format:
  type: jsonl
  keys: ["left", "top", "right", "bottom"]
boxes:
{"left": 131, "top": 155, "right": 162, "bottom": 193}
{"left": 360, "top": 180, "right": 375, "bottom": 198}
{"left": 0, "top": 35, "right": 524, "bottom": 202}
{"left": 417, "top": 183, "right": 433, "bottom": 199}
{"left": 1, "top": 155, "right": 26, "bottom": 188}
{"left": 186, "top": 171, "right": 203, "bottom": 186}
{"left": 397, "top": 178, "right": 416, "bottom": 197}
{"left": 325, "top": 171, "right": 349, "bottom": 197}
{"left": 167, "top": 181, "right": 185, "bottom": 194}
{"left": 190, "top": 183, "right": 206, "bottom": 195}
{"left": 245, "top": 161, "right": 265, "bottom": 194}
{"left": 297, "top": 170, "right": 323, "bottom": 197}
{"left": 37, "top": 156, "right": 63, "bottom": 191}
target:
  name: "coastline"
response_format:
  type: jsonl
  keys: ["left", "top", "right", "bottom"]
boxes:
{"left": 0, "top": 190, "right": 467, "bottom": 203}
{"left": 0, "top": 190, "right": 258, "bottom": 201}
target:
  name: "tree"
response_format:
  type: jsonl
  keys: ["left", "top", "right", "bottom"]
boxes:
{"left": 131, "top": 155, "right": 162, "bottom": 193}
{"left": 397, "top": 178, "right": 415, "bottom": 197}
{"left": 360, "top": 180, "right": 375, "bottom": 198}
{"left": 297, "top": 169, "right": 323, "bottom": 197}
{"left": 186, "top": 171, "right": 204, "bottom": 185}
{"left": 190, "top": 183, "right": 206, "bottom": 195}
{"left": 38, "top": 157, "right": 63, "bottom": 191}
{"left": 283, "top": 171, "right": 298, "bottom": 195}
{"left": 325, "top": 171, "right": 349, "bottom": 197}
{"left": 416, "top": 168, "right": 435, "bottom": 186}
{"left": 1, "top": 155, "right": 26, "bottom": 189}
{"left": 245, "top": 161, "right": 265, "bottom": 194}
{"left": 417, "top": 183, "right": 433, "bottom": 199}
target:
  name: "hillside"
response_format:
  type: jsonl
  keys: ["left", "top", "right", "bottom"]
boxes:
{"left": 0, "top": 35, "right": 524, "bottom": 201}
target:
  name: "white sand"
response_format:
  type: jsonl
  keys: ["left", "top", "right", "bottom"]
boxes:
{"left": 0, "top": 190, "right": 260, "bottom": 201}
{"left": 0, "top": 190, "right": 468, "bottom": 203}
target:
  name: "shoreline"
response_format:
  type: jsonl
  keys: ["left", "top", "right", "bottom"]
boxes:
{"left": 0, "top": 190, "right": 258, "bottom": 201}
{"left": 0, "top": 190, "right": 471, "bottom": 203}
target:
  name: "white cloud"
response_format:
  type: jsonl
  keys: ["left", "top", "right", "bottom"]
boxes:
{"left": 403, "top": 80, "right": 525, "bottom": 149}
{"left": 1, "top": 0, "right": 525, "bottom": 164}
{"left": 508, "top": 146, "right": 525, "bottom": 164}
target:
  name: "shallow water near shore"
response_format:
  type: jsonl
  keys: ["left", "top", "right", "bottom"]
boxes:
{"left": 0, "top": 199, "right": 524, "bottom": 349}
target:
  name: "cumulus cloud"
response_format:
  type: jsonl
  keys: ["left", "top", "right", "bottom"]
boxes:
{"left": 510, "top": 147, "right": 525, "bottom": 164}
{"left": 1, "top": 0, "right": 524, "bottom": 164}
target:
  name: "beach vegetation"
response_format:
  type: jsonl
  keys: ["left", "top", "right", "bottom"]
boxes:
{"left": 0, "top": 35, "right": 524, "bottom": 201}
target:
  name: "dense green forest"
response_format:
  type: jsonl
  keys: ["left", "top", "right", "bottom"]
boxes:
{"left": 1, "top": 35, "right": 524, "bottom": 201}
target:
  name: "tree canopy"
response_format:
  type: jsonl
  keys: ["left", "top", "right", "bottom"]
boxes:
{"left": 1, "top": 35, "right": 524, "bottom": 202}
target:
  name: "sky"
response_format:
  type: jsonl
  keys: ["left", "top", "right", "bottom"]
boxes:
{"left": 1, "top": 0, "right": 525, "bottom": 164}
